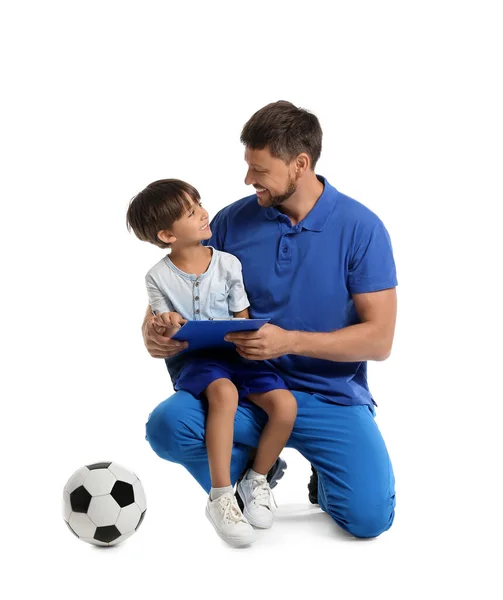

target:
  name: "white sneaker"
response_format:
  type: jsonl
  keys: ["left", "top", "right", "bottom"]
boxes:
{"left": 237, "top": 471, "right": 277, "bottom": 529}
{"left": 205, "top": 492, "right": 256, "bottom": 547}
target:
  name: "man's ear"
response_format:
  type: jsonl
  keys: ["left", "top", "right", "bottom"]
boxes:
{"left": 295, "top": 153, "right": 310, "bottom": 175}
{"left": 157, "top": 229, "right": 176, "bottom": 245}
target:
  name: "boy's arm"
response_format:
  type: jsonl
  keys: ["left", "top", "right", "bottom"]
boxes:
{"left": 227, "top": 256, "right": 250, "bottom": 315}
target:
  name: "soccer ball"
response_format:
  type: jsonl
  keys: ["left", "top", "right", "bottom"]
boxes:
{"left": 63, "top": 461, "right": 147, "bottom": 546}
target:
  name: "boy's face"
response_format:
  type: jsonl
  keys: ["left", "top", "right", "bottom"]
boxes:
{"left": 168, "top": 197, "right": 212, "bottom": 245}
{"left": 244, "top": 146, "right": 299, "bottom": 208}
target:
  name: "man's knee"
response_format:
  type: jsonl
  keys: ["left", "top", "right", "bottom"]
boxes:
{"left": 145, "top": 395, "right": 193, "bottom": 463}
{"left": 335, "top": 495, "right": 396, "bottom": 539}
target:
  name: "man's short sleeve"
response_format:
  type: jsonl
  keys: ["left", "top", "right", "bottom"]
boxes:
{"left": 227, "top": 255, "right": 250, "bottom": 313}
{"left": 146, "top": 272, "right": 175, "bottom": 314}
{"left": 347, "top": 221, "right": 398, "bottom": 294}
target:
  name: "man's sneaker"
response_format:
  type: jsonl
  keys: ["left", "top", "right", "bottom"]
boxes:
{"left": 267, "top": 456, "right": 287, "bottom": 489}
{"left": 205, "top": 492, "right": 256, "bottom": 547}
{"left": 237, "top": 471, "right": 277, "bottom": 529}
{"left": 307, "top": 464, "right": 319, "bottom": 505}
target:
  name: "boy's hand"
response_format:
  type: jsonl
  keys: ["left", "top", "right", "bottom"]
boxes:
{"left": 160, "top": 312, "right": 188, "bottom": 329}
{"left": 143, "top": 314, "right": 188, "bottom": 359}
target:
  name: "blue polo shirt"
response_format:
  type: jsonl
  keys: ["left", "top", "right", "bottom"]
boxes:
{"left": 203, "top": 176, "right": 397, "bottom": 406}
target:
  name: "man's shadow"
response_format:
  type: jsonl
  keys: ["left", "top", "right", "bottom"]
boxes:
{"left": 273, "top": 503, "right": 376, "bottom": 542}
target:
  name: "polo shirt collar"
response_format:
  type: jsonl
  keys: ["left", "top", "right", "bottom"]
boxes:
{"left": 264, "top": 175, "right": 336, "bottom": 231}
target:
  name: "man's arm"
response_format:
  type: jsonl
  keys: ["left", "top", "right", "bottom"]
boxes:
{"left": 225, "top": 288, "right": 397, "bottom": 362}
{"left": 290, "top": 288, "right": 397, "bottom": 361}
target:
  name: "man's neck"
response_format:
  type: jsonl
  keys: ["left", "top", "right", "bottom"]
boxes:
{"left": 278, "top": 173, "right": 324, "bottom": 226}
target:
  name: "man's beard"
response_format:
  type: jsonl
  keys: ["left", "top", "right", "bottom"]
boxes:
{"left": 266, "top": 175, "right": 297, "bottom": 208}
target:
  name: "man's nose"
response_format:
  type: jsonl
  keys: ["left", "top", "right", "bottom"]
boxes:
{"left": 244, "top": 169, "right": 254, "bottom": 186}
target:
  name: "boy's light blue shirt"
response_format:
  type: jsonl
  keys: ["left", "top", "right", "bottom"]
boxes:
{"left": 146, "top": 246, "right": 250, "bottom": 320}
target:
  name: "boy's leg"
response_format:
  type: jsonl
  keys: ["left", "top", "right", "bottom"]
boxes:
{"left": 236, "top": 389, "right": 296, "bottom": 529}
{"left": 289, "top": 391, "right": 396, "bottom": 539}
{"left": 204, "top": 378, "right": 239, "bottom": 488}
{"left": 145, "top": 390, "right": 269, "bottom": 493}
{"left": 246, "top": 390, "right": 297, "bottom": 475}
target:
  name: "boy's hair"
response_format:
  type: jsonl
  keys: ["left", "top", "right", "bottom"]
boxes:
{"left": 126, "top": 179, "right": 200, "bottom": 249}
{"left": 240, "top": 100, "right": 323, "bottom": 169}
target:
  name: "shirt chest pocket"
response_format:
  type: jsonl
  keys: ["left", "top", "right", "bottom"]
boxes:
{"left": 209, "top": 286, "right": 230, "bottom": 318}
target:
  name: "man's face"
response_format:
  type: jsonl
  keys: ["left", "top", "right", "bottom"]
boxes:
{"left": 244, "top": 147, "right": 298, "bottom": 208}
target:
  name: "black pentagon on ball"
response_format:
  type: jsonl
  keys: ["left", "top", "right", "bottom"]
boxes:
{"left": 86, "top": 462, "right": 112, "bottom": 470}
{"left": 111, "top": 480, "right": 134, "bottom": 507}
{"left": 94, "top": 525, "right": 121, "bottom": 544}
{"left": 135, "top": 509, "right": 146, "bottom": 531}
{"left": 70, "top": 485, "right": 92, "bottom": 513}
{"left": 65, "top": 521, "right": 79, "bottom": 537}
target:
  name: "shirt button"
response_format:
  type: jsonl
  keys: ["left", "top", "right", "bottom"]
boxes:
{"left": 195, "top": 296, "right": 199, "bottom": 301}
{"left": 195, "top": 282, "right": 199, "bottom": 287}
{"left": 282, "top": 246, "right": 288, "bottom": 252}
{"left": 195, "top": 309, "right": 200, "bottom": 314}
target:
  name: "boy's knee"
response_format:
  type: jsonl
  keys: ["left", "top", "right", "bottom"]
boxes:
{"left": 251, "top": 389, "right": 297, "bottom": 420}
{"left": 205, "top": 378, "right": 238, "bottom": 408}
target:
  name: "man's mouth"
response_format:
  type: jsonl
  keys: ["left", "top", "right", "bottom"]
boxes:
{"left": 255, "top": 187, "right": 268, "bottom": 195}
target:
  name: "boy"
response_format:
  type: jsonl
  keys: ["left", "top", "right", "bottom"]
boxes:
{"left": 126, "top": 178, "right": 297, "bottom": 547}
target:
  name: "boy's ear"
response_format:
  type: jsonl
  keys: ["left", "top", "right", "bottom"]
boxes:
{"left": 157, "top": 229, "right": 176, "bottom": 245}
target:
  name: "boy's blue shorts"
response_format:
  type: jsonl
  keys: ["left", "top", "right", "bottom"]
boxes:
{"left": 174, "top": 356, "right": 289, "bottom": 401}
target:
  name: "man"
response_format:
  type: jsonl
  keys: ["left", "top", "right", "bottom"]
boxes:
{"left": 142, "top": 100, "right": 397, "bottom": 539}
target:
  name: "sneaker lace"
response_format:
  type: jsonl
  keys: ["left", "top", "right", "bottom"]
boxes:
{"left": 251, "top": 476, "right": 278, "bottom": 509}
{"left": 218, "top": 494, "right": 247, "bottom": 525}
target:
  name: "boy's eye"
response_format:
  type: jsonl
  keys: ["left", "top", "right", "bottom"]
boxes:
{"left": 188, "top": 201, "right": 202, "bottom": 217}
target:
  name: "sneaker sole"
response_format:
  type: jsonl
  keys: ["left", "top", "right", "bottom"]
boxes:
{"left": 242, "top": 505, "right": 274, "bottom": 529}
{"left": 205, "top": 506, "right": 256, "bottom": 548}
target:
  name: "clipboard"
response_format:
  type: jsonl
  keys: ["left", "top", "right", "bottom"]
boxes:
{"left": 171, "top": 318, "right": 270, "bottom": 351}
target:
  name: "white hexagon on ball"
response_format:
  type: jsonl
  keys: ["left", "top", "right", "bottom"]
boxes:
{"left": 108, "top": 462, "right": 138, "bottom": 485}
{"left": 88, "top": 494, "right": 121, "bottom": 527}
{"left": 116, "top": 503, "right": 141, "bottom": 534}
{"left": 84, "top": 468, "right": 116, "bottom": 496}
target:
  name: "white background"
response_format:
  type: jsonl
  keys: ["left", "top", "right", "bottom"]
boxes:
{"left": 1, "top": 1, "right": 501, "bottom": 598}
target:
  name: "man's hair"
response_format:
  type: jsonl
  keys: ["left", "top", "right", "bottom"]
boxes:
{"left": 126, "top": 179, "right": 200, "bottom": 249}
{"left": 240, "top": 100, "right": 323, "bottom": 168}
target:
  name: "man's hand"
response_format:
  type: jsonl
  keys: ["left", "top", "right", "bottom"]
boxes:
{"left": 142, "top": 313, "right": 188, "bottom": 359}
{"left": 224, "top": 323, "right": 294, "bottom": 360}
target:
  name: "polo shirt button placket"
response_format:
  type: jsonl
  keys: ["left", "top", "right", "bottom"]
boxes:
{"left": 278, "top": 233, "right": 292, "bottom": 263}
{"left": 194, "top": 279, "right": 201, "bottom": 319}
